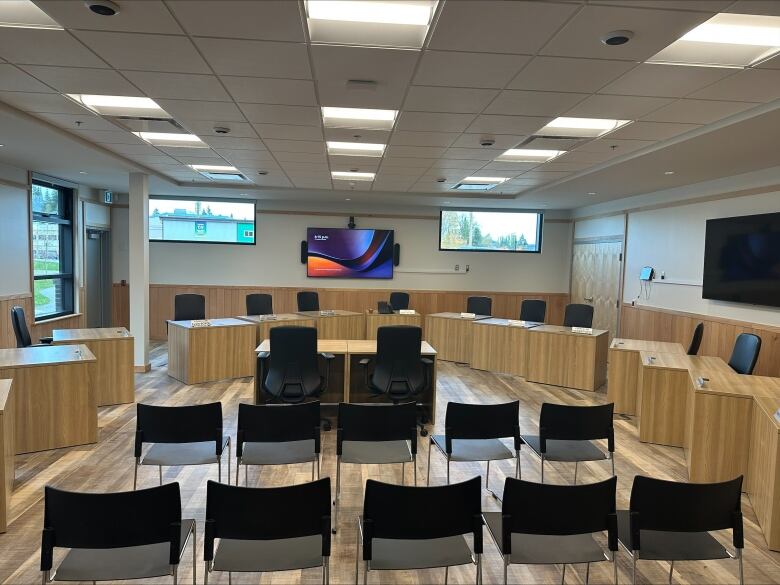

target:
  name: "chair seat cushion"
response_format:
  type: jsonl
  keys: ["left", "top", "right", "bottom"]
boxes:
{"left": 483, "top": 512, "right": 607, "bottom": 565}
{"left": 53, "top": 520, "right": 194, "bottom": 581}
{"left": 431, "top": 435, "right": 515, "bottom": 462}
{"left": 341, "top": 440, "right": 412, "bottom": 464}
{"left": 521, "top": 435, "right": 608, "bottom": 462}
{"left": 241, "top": 439, "right": 317, "bottom": 465}
{"left": 213, "top": 535, "right": 323, "bottom": 573}
{"left": 616, "top": 510, "right": 730, "bottom": 561}
{"left": 142, "top": 438, "right": 229, "bottom": 467}
{"left": 369, "top": 535, "right": 474, "bottom": 571}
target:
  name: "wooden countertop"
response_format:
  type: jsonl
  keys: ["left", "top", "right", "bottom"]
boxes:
{"left": 256, "top": 339, "right": 349, "bottom": 354}
{"left": 754, "top": 395, "right": 780, "bottom": 430}
{"left": 691, "top": 371, "right": 780, "bottom": 399}
{"left": 0, "top": 380, "right": 11, "bottom": 413}
{"left": 348, "top": 340, "right": 437, "bottom": 355}
{"left": 256, "top": 339, "right": 436, "bottom": 356}
{"left": 473, "top": 318, "right": 542, "bottom": 328}
{"left": 237, "top": 314, "right": 314, "bottom": 324}
{"left": 52, "top": 327, "right": 132, "bottom": 342}
{"left": 167, "top": 318, "right": 255, "bottom": 329}
{"left": 427, "top": 312, "right": 492, "bottom": 320}
{"left": 0, "top": 345, "right": 96, "bottom": 369}
{"left": 297, "top": 310, "right": 362, "bottom": 318}
{"left": 532, "top": 324, "right": 609, "bottom": 337}
{"left": 365, "top": 310, "right": 420, "bottom": 316}
{"left": 611, "top": 338, "right": 685, "bottom": 353}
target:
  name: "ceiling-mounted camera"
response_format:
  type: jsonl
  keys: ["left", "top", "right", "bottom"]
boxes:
{"left": 213, "top": 126, "right": 231, "bottom": 135}
{"left": 600, "top": 30, "right": 634, "bottom": 46}
{"left": 480, "top": 136, "right": 496, "bottom": 147}
{"left": 84, "top": 0, "right": 120, "bottom": 16}
{"left": 347, "top": 216, "right": 356, "bottom": 229}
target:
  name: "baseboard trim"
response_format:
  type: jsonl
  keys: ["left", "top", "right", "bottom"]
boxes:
{"left": 134, "top": 363, "right": 151, "bottom": 373}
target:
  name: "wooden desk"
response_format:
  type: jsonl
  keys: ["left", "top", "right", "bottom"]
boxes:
{"left": 168, "top": 318, "right": 256, "bottom": 385}
{"left": 0, "top": 379, "right": 14, "bottom": 533}
{"left": 0, "top": 345, "right": 96, "bottom": 454}
{"left": 237, "top": 314, "right": 316, "bottom": 345}
{"left": 297, "top": 310, "right": 365, "bottom": 340}
{"left": 424, "top": 312, "right": 490, "bottom": 363}
{"left": 51, "top": 327, "right": 134, "bottom": 406}
{"left": 526, "top": 325, "right": 609, "bottom": 392}
{"left": 365, "top": 311, "right": 422, "bottom": 339}
{"left": 748, "top": 393, "right": 780, "bottom": 551}
{"left": 471, "top": 319, "right": 541, "bottom": 377}
{"left": 608, "top": 339, "right": 685, "bottom": 415}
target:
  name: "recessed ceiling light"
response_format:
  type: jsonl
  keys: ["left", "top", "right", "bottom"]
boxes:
{"left": 664, "top": 170, "right": 675, "bottom": 175}
{"left": 67, "top": 94, "right": 171, "bottom": 118}
{"left": 648, "top": 13, "right": 780, "bottom": 68}
{"left": 588, "top": 192, "right": 597, "bottom": 195}
{"left": 462, "top": 176, "right": 509, "bottom": 184}
{"left": 453, "top": 178, "right": 508, "bottom": 192}
{"left": 86, "top": 0, "right": 120, "bottom": 16}
{"left": 497, "top": 149, "right": 565, "bottom": 162}
{"left": 190, "top": 164, "right": 238, "bottom": 172}
{"left": 79, "top": 171, "right": 87, "bottom": 175}
{"left": 326, "top": 141, "right": 386, "bottom": 157}
{"left": 540, "top": 117, "right": 631, "bottom": 138}
{"left": 133, "top": 132, "right": 208, "bottom": 148}
{"left": 345, "top": 198, "right": 352, "bottom": 201}
{"left": 332, "top": 171, "right": 375, "bottom": 182}
{"left": 321, "top": 107, "right": 397, "bottom": 131}
{"left": 0, "top": 1, "right": 62, "bottom": 29}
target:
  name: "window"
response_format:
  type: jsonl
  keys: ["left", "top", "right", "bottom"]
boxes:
{"left": 439, "top": 209, "right": 543, "bottom": 253}
{"left": 32, "top": 180, "right": 74, "bottom": 320}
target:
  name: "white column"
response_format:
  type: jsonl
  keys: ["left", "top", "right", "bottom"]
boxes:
{"left": 128, "top": 172, "right": 150, "bottom": 370}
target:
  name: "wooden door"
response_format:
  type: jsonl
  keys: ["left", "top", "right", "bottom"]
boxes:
{"left": 571, "top": 239, "right": 623, "bottom": 340}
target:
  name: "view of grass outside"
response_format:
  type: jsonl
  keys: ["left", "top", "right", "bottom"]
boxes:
{"left": 32, "top": 183, "right": 66, "bottom": 318}
{"left": 440, "top": 210, "right": 542, "bottom": 252}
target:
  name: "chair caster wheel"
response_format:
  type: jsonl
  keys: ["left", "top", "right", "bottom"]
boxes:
{"left": 322, "top": 420, "right": 332, "bottom": 432}
{"left": 331, "top": 528, "right": 337, "bottom": 534}
{"left": 420, "top": 428, "right": 428, "bottom": 437}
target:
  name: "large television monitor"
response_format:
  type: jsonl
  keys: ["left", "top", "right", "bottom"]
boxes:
{"left": 702, "top": 211, "right": 780, "bottom": 308}
{"left": 149, "top": 198, "right": 256, "bottom": 245}
{"left": 307, "top": 227, "right": 394, "bottom": 279}
{"left": 439, "top": 209, "right": 543, "bottom": 253}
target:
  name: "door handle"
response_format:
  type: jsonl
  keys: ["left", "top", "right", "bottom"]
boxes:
{"left": 584, "top": 296, "right": 594, "bottom": 302}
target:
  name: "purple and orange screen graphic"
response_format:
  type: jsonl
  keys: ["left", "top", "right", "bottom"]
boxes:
{"left": 307, "top": 228, "right": 394, "bottom": 279}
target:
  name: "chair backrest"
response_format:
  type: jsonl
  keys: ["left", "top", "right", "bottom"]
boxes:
{"left": 389, "top": 292, "right": 410, "bottom": 310}
{"left": 337, "top": 402, "right": 418, "bottom": 455}
{"left": 246, "top": 293, "right": 273, "bottom": 316}
{"left": 237, "top": 401, "right": 321, "bottom": 457}
{"left": 174, "top": 293, "right": 205, "bottom": 321}
{"left": 264, "top": 326, "right": 322, "bottom": 402}
{"left": 297, "top": 291, "right": 320, "bottom": 312}
{"left": 372, "top": 326, "right": 425, "bottom": 398}
{"left": 500, "top": 477, "right": 617, "bottom": 554}
{"left": 41, "top": 483, "right": 183, "bottom": 572}
{"left": 728, "top": 333, "right": 761, "bottom": 375}
{"left": 466, "top": 296, "right": 492, "bottom": 316}
{"left": 519, "top": 299, "right": 547, "bottom": 323}
{"left": 362, "top": 477, "right": 482, "bottom": 559}
{"left": 11, "top": 305, "right": 32, "bottom": 348}
{"left": 687, "top": 322, "right": 704, "bottom": 355}
{"left": 204, "top": 478, "right": 331, "bottom": 561}
{"left": 563, "top": 303, "right": 594, "bottom": 328}
{"left": 538, "top": 403, "right": 614, "bottom": 452}
{"left": 135, "top": 402, "right": 224, "bottom": 457}
{"left": 444, "top": 401, "right": 521, "bottom": 452}
{"left": 629, "top": 475, "right": 743, "bottom": 550}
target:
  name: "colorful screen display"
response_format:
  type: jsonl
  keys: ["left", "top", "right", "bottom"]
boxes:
{"left": 149, "top": 198, "right": 256, "bottom": 245}
{"left": 307, "top": 228, "right": 394, "bottom": 279}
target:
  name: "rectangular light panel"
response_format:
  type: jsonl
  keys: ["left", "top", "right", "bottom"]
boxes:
{"left": 67, "top": 94, "right": 171, "bottom": 118}
{"left": 540, "top": 117, "right": 631, "bottom": 138}
{"left": 0, "top": 1, "right": 62, "bottom": 29}
{"left": 332, "top": 171, "right": 375, "bottom": 181}
{"left": 497, "top": 149, "right": 565, "bottom": 162}
{"left": 133, "top": 132, "right": 208, "bottom": 148}
{"left": 327, "top": 141, "right": 386, "bottom": 157}
{"left": 322, "top": 107, "right": 397, "bottom": 130}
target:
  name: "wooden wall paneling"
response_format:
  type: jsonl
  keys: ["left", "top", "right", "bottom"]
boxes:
{"left": 747, "top": 398, "right": 780, "bottom": 551}
{"left": 112, "top": 283, "right": 129, "bottom": 328}
{"left": 0, "top": 379, "right": 14, "bottom": 533}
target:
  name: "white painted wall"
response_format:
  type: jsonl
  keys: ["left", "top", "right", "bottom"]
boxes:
{"left": 0, "top": 162, "right": 31, "bottom": 296}
{"left": 111, "top": 205, "right": 129, "bottom": 283}
{"left": 574, "top": 215, "right": 625, "bottom": 240}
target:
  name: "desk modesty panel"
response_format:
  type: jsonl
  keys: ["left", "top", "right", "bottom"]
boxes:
{"left": 297, "top": 310, "right": 365, "bottom": 340}
{"left": 237, "top": 314, "right": 317, "bottom": 345}
{"left": 424, "top": 312, "right": 491, "bottom": 363}
{"left": 748, "top": 394, "right": 780, "bottom": 551}
{"left": 470, "top": 319, "right": 541, "bottom": 377}
{"left": 365, "top": 311, "right": 423, "bottom": 340}
{"left": 0, "top": 379, "right": 13, "bottom": 533}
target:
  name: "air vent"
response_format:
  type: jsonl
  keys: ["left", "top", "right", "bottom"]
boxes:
{"left": 519, "top": 135, "right": 584, "bottom": 151}
{"left": 453, "top": 182, "right": 497, "bottom": 191}
{"left": 110, "top": 116, "right": 184, "bottom": 134}
{"left": 201, "top": 171, "right": 247, "bottom": 182}
{"left": 345, "top": 79, "right": 378, "bottom": 91}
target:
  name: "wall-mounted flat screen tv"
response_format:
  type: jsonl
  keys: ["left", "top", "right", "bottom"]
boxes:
{"left": 307, "top": 228, "right": 394, "bottom": 279}
{"left": 149, "top": 198, "right": 256, "bottom": 245}
{"left": 702, "top": 211, "right": 780, "bottom": 308}
{"left": 439, "top": 209, "right": 543, "bottom": 253}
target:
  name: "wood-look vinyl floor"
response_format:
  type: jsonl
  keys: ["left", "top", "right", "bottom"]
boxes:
{"left": 1, "top": 343, "right": 779, "bottom": 584}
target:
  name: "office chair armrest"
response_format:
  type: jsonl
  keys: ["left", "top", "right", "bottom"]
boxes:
{"left": 257, "top": 351, "right": 270, "bottom": 359}
{"left": 39, "top": 336, "right": 54, "bottom": 345}
{"left": 319, "top": 352, "right": 335, "bottom": 360}
{"left": 359, "top": 357, "right": 372, "bottom": 366}
{"left": 359, "top": 357, "right": 372, "bottom": 388}
{"left": 421, "top": 358, "right": 433, "bottom": 366}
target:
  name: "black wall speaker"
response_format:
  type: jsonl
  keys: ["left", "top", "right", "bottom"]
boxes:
{"left": 393, "top": 243, "right": 400, "bottom": 266}
{"left": 300, "top": 241, "right": 307, "bottom": 264}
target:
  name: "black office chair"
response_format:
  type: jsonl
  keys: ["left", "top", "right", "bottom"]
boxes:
{"left": 134, "top": 402, "right": 230, "bottom": 489}
{"left": 389, "top": 291, "right": 410, "bottom": 311}
{"left": 357, "top": 477, "right": 483, "bottom": 584}
{"left": 41, "top": 483, "right": 195, "bottom": 584}
{"left": 484, "top": 476, "right": 618, "bottom": 585}
{"left": 617, "top": 475, "right": 744, "bottom": 585}
{"left": 728, "top": 333, "right": 761, "bottom": 375}
{"left": 521, "top": 403, "right": 615, "bottom": 484}
{"left": 297, "top": 291, "right": 320, "bottom": 312}
{"left": 236, "top": 401, "right": 321, "bottom": 486}
{"left": 246, "top": 293, "right": 273, "bottom": 316}
{"left": 11, "top": 305, "right": 52, "bottom": 347}
{"left": 687, "top": 322, "right": 704, "bottom": 355}
{"left": 564, "top": 303, "right": 594, "bottom": 328}
{"left": 174, "top": 293, "right": 205, "bottom": 321}
{"left": 204, "top": 478, "right": 331, "bottom": 584}
{"left": 466, "top": 295, "right": 492, "bottom": 316}
{"left": 519, "top": 299, "right": 547, "bottom": 323}
{"left": 334, "top": 402, "right": 418, "bottom": 533}
{"left": 428, "top": 401, "right": 522, "bottom": 493}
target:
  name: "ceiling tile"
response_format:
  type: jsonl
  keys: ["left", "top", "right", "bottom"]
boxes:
{"left": 221, "top": 76, "right": 316, "bottom": 106}
{"left": 607, "top": 121, "right": 700, "bottom": 141}
{"left": 381, "top": 157, "right": 436, "bottom": 169}
{"left": 689, "top": 69, "right": 780, "bottom": 102}
{"left": 323, "top": 128, "right": 389, "bottom": 143}
{"left": 443, "top": 147, "right": 497, "bottom": 161}
{"left": 485, "top": 90, "right": 588, "bottom": 117}
{"left": 576, "top": 138, "right": 655, "bottom": 154}
{"left": 0, "top": 29, "right": 107, "bottom": 68}
{"left": 593, "top": 1, "right": 731, "bottom": 10}
{"left": 158, "top": 147, "right": 222, "bottom": 158}
{"left": 35, "top": 112, "right": 119, "bottom": 131}
{"left": 195, "top": 38, "right": 311, "bottom": 78}
{"left": 564, "top": 94, "right": 673, "bottom": 119}
{"left": 201, "top": 136, "right": 267, "bottom": 150}
{"left": 642, "top": 99, "right": 758, "bottom": 124}
{"left": 481, "top": 161, "right": 541, "bottom": 172}
{"left": 449, "top": 134, "right": 526, "bottom": 149}
{"left": 390, "top": 131, "right": 459, "bottom": 147}
{"left": 414, "top": 51, "right": 529, "bottom": 89}
{"left": 255, "top": 124, "right": 324, "bottom": 141}
{"left": 156, "top": 99, "right": 246, "bottom": 122}
{"left": 179, "top": 121, "right": 257, "bottom": 138}
{"left": 429, "top": 1, "right": 579, "bottom": 54}
{"left": 465, "top": 115, "right": 551, "bottom": 134}
{"left": 329, "top": 157, "right": 380, "bottom": 172}
{"left": 385, "top": 145, "right": 447, "bottom": 158}
{"left": 74, "top": 129, "right": 146, "bottom": 145}
{"left": 554, "top": 150, "right": 618, "bottom": 164}
{"left": 404, "top": 86, "right": 499, "bottom": 113}
{"left": 396, "top": 112, "right": 476, "bottom": 132}
{"left": 167, "top": 1, "right": 304, "bottom": 41}
{"left": 273, "top": 151, "right": 327, "bottom": 164}
{"left": 725, "top": 0, "right": 780, "bottom": 16}
{"left": 0, "top": 65, "right": 53, "bottom": 92}
{"left": 508, "top": 56, "right": 635, "bottom": 93}
{"left": 239, "top": 103, "right": 320, "bottom": 126}
{"left": 0, "top": 91, "right": 84, "bottom": 114}
{"left": 517, "top": 170, "right": 571, "bottom": 180}
{"left": 35, "top": 0, "right": 184, "bottom": 34}
{"left": 278, "top": 162, "right": 330, "bottom": 172}
{"left": 20, "top": 65, "right": 141, "bottom": 95}
{"left": 236, "top": 172, "right": 292, "bottom": 187}
{"left": 122, "top": 71, "right": 231, "bottom": 101}
{"left": 126, "top": 154, "right": 181, "bottom": 165}
{"left": 539, "top": 161, "right": 591, "bottom": 172}
{"left": 600, "top": 63, "right": 734, "bottom": 98}
{"left": 373, "top": 177, "right": 417, "bottom": 190}
{"left": 215, "top": 149, "right": 276, "bottom": 162}
{"left": 104, "top": 143, "right": 161, "bottom": 156}
{"left": 164, "top": 154, "right": 225, "bottom": 164}
{"left": 291, "top": 177, "right": 333, "bottom": 189}
{"left": 265, "top": 139, "right": 325, "bottom": 154}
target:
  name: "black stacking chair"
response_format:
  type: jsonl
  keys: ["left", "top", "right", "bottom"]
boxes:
{"left": 484, "top": 476, "right": 618, "bottom": 585}
{"left": 427, "top": 401, "right": 522, "bottom": 493}
{"left": 335, "top": 402, "right": 418, "bottom": 533}
{"left": 12, "top": 305, "right": 53, "bottom": 347}
{"left": 134, "top": 402, "right": 230, "bottom": 489}
{"left": 618, "top": 475, "right": 744, "bottom": 585}
{"left": 519, "top": 299, "right": 547, "bottom": 323}
{"left": 174, "top": 293, "right": 205, "bottom": 321}
{"left": 389, "top": 291, "right": 410, "bottom": 310}
{"left": 246, "top": 293, "right": 273, "bottom": 316}
{"left": 297, "top": 291, "right": 320, "bottom": 312}
{"left": 564, "top": 303, "right": 594, "bottom": 328}
{"left": 466, "top": 295, "right": 492, "bottom": 316}
{"left": 687, "top": 322, "right": 704, "bottom": 355}
{"left": 521, "top": 403, "right": 615, "bottom": 484}
{"left": 236, "top": 401, "right": 321, "bottom": 486}
{"left": 728, "top": 333, "right": 761, "bottom": 375}
{"left": 357, "top": 477, "right": 483, "bottom": 584}
{"left": 41, "top": 483, "right": 195, "bottom": 585}
{"left": 204, "top": 478, "right": 331, "bottom": 584}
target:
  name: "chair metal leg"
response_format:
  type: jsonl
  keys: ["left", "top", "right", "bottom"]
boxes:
{"left": 312, "top": 458, "right": 316, "bottom": 481}
{"left": 227, "top": 440, "right": 231, "bottom": 484}
{"left": 236, "top": 457, "right": 241, "bottom": 486}
{"left": 355, "top": 519, "right": 360, "bottom": 585}
{"left": 173, "top": 565, "right": 178, "bottom": 585}
{"left": 159, "top": 465, "right": 163, "bottom": 485}
{"left": 574, "top": 461, "right": 578, "bottom": 484}
{"left": 586, "top": 562, "right": 590, "bottom": 584}
{"left": 363, "top": 561, "right": 368, "bottom": 585}
{"left": 632, "top": 552, "right": 637, "bottom": 585}
{"left": 402, "top": 462, "right": 405, "bottom": 485}
{"left": 504, "top": 555, "right": 509, "bottom": 585}
{"left": 413, "top": 455, "right": 417, "bottom": 485}
{"left": 322, "top": 557, "right": 328, "bottom": 585}
{"left": 612, "top": 453, "right": 616, "bottom": 476}
{"left": 444, "top": 565, "right": 449, "bottom": 584}
{"left": 228, "top": 572, "right": 231, "bottom": 585}
{"left": 516, "top": 450, "right": 520, "bottom": 479}
{"left": 613, "top": 551, "right": 618, "bottom": 585}
{"left": 204, "top": 562, "right": 209, "bottom": 585}
{"left": 541, "top": 454, "right": 545, "bottom": 483}
{"left": 191, "top": 522, "right": 196, "bottom": 585}
{"left": 317, "top": 452, "right": 321, "bottom": 479}
{"left": 133, "top": 458, "right": 139, "bottom": 490}
{"left": 446, "top": 456, "right": 450, "bottom": 484}
{"left": 478, "top": 553, "right": 483, "bottom": 585}
{"left": 217, "top": 458, "right": 221, "bottom": 483}
{"left": 334, "top": 456, "right": 341, "bottom": 534}
{"left": 738, "top": 548, "right": 744, "bottom": 585}
{"left": 486, "top": 460, "right": 490, "bottom": 489}
{"left": 426, "top": 437, "right": 433, "bottom": 486}
{"left": 561, "top": 563, "right": 566, "bottom": 584}
{"left": 669, "top": 560, "right": 674, "bottom": 584}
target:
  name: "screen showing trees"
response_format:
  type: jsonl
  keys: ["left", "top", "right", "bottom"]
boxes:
{"left": 439, "top": 210, "right": 543, "bottom": 253}
{"left": 149, "top": 198, "right": 256, "bottom": 245}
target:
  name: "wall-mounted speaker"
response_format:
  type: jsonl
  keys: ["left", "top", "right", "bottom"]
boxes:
{"left": 393, "top": 243, "right": 400, "bottom": 266}
{"left": 300, "top": 241, "right": 307, "bottom": 264}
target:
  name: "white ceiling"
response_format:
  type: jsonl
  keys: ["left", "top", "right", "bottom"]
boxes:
{"left": 0, "top": 0, "right": 777, "bottom": 210}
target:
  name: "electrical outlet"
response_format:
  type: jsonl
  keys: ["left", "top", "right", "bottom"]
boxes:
{"left": 455, "top": 264, "right": 460, "bottom": 271}
{"left": 660, "top": 271, "right": 666, "bottom": 280}
{"left": 465, "top": 264, "right": 470, "bottom": 272}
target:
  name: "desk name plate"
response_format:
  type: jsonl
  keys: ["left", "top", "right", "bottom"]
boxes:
{"left": 571, "top": 326, "right": 594, "bottom": 335}
{"left": 460, "top": 312, "right": 476, "bottom": 319}
{"left": 190, "top": 319, "right": 211, "bottom": 328}
{"left": 398, "top": 309, "right": 415, "bottom": 315}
